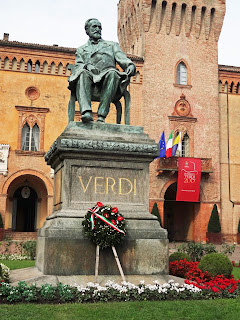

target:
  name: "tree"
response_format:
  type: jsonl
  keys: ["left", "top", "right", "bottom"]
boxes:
{"left": 207, "top": 204, "right": 221, "bottom": 233}
{"left": 151, "top": 202, "right": 163, "bottom": 227}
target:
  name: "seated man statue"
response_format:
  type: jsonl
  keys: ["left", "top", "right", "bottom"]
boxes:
{"left": 68, "top": 18, "right": 136, "bottom": 123}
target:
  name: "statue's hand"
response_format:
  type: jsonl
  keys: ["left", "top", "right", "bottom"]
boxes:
{"left": 125, "top": 65, "right": 136, "bottom": 77}
{"left": 86, "top": 64, "right": 100, "bottom": 75}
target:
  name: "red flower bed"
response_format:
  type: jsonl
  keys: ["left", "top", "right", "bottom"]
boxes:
{"left": 169, "top": 259, "right": 211, "bottom": 281}
{"left": 169, "top": 259, "right": 240, "bottom": 295}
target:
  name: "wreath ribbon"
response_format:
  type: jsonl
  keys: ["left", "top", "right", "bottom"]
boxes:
{"left": 89, "top": 206, "right": 125, "bottom": 235}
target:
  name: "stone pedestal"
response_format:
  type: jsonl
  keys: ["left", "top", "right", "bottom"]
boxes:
{"left": 36, "top": 122, "right": 168, "bottom": 275}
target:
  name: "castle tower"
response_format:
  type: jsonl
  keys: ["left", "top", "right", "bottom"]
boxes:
{"left": 118, "top": 0, "right": 226, "bottom": 242}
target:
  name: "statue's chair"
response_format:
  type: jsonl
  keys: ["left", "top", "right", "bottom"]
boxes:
{"left": 67, "top": 64, "right": 131, "bottom": 125}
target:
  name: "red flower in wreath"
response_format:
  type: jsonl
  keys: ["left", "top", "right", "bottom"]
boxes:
{"left": 112, "top": 207, "right": 118, "bottom": 213}
{"left": 97, "top": 202, "right": 103, "bottom": 207}
{"left": 104, "top": 213, "right": 109, "bottom": 218}
{"left": 117, "top": 216, "right": 123, "bottom": 221}
{"left": 111, "top": 220, "right": 116, "bottom": 225}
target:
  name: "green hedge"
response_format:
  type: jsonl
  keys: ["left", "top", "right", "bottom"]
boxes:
{"left": 198, "top": 253, "right": 233, "bottom": 278}
{"left": 169, "top": 252, "right": 191, "bottom": 263}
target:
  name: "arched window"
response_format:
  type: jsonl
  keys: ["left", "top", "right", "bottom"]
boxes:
{"left": 12, "top": 58, "right": 17, "bottom": 70}
{"left": 229, "top": 82, "right": 234, "bottom": 93}
{"left": 181, "top": 133, "right": 190, "bottom": 157}
{"left": 219, "top": 80, "right": 222, "bottom": 93}
{"left": 4, "top": 57, "right": 9, "bottom": 69}
{"left": 43, "top": 61, "right": 48, "bottom": 73}
{"left": 57, "top": 62, "right": 63, "bottom": 75}
{"left": 27, "top": 60, "right": 32, "bottom": 72}
{"left": 19, "top": 58, "right": 25, "bottom": 71}
{"left": 35, "top": 60, "right": 40, "bottom": 73}
{"left": 50, "top": 62, "right": 56, "bottom": 74}
{"left": 135, "top": 71, "right": 140, "bottom": 83}
{"left": 177, "top": 62, "right": 187, "bottom": 85}
{"left": 65, "top": 63, "right": 71, "bottom": 76}
{"left": 236, "top": 83, "right": 240, "bottom": 94}
{"left": 21, "top": 123, "right": 39, "bottom": 151}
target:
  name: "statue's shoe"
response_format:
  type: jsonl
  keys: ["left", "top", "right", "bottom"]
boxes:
{"left": 97, "top": 116, "right": 105, "bottom": 123}
{"left": 81, "top": 112, "right": 93, "bottom": 123}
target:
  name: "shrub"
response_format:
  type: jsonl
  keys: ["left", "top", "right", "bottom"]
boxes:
{"left": 220, "top": 243, "right": 236, "bottom": 257}
{"left": 0, "top": 263, "right": 10, "bottom": 282}
{"left": 207, "top": 204, "right": 221, "bottom": 233}
{"left": 198, "top": 253, "right": 233, "bottom": 278}
{"left": 238, "top": 218, "right": 240, "bottom": 233}
{"left": 169, "top": 252, "right": 191, "bottom": 263}
{"left": 20, "top": 241, "right": 36, "bottom": 260}
{"left": 151, "top": 202, "right": 162, "bottom": 227}
{"left": 177, "top": 241, "right": 217, "bottom": 262}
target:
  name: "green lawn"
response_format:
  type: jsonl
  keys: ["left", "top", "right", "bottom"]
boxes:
{"left": 0, "top": 260, "right": 35, "bottom": 270}
{"left": 1, "top": 299, "right": 240, "bottom": 320}
{"left": 0, "top": 261, "right": 240, "bottom": 319}
{"left": 232, "top": 267, "right": 240, "bottom": 280}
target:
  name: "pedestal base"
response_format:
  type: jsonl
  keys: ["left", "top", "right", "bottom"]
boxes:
{"left": 37, "top": 122, "right": 168, "bottom": 275}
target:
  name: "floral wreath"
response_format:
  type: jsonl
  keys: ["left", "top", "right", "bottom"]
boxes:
{"left": 82, "top": 202, "right": 127, "bottom": 249}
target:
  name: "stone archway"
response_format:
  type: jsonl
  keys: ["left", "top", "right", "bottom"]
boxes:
{"left": 164, "top": 182, "right": 196, "bottom": 242}
{"left": 3, "top": 172, "right": 52, "bottom": 232}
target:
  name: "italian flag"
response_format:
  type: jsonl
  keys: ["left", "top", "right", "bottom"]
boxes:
{"left": 166, "top": 131, "right": 173, "bottom": 158}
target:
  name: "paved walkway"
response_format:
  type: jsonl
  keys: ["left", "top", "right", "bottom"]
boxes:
{"left": 9, "top": 243, "right": 240, "bottom": 286}
{"left": 9, "top": 267, "right": 185, "bottom": 287}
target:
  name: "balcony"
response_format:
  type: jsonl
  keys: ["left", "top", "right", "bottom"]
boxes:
{"left": 156, "top": 157, "right": 213, "bottom": 176}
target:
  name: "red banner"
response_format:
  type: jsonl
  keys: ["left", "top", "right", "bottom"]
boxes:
{"left": 176, "top": 158, "right": 201, "bottom": 202}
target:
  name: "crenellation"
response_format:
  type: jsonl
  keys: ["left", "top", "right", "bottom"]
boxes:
{"left": 194, "top": 6, "right": 202, "bottom": 39}
{"left": 155, "top": 0, "right": 162, "bottom": 33}
{"left": 204, "top": 7, "right": 211, "bottom": 40}
{"left": 142, "top": 0, "right": 152, "bottom": 32}
{"left": 185, "top": 5, "right": 192, "bottom": 37}
{"left": 175, "top": 3, "right": 182, "bottom": 36}
{"left": 118, "top": 0, "right": 225, "bottom": 45}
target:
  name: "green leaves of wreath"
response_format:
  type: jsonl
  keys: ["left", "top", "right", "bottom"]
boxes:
{"left": 82, "top": 202, "right": 127, "bottom": 249}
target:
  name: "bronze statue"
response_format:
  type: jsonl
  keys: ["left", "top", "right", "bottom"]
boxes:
{"left": 68, "top": 18, "right": 136, "bottom": 124}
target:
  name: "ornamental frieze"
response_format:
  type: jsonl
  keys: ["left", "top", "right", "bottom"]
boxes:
{"left": 60, "top": 138, "right": 158, "bottom": 154}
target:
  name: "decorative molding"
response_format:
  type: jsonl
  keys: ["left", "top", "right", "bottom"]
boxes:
{"left": 168, "top": 116, "right": 197, "bottom": 123}
{"left": 15, "top": 150, "right": 45, "bottom": 157}
{"left": 15, "top": 105, "right": 49, "bottom": 152}
{"left": 44, "top": 139, "right": 158, "bottom": 162}
{"left": 60, "top": 139, "right": 158, "bottom": 153}
{"left": 173, "top": 84, "right": 192, "bottom": 89}
{"left": 156, "top": 157, "right": 213, "bottom": 175}
{"left": 44, "top": 141, "right": 57, "bottom": 162}
{"left": 25, "top": 86, "right": 40, "bottom": 101}
{"left": 172, "top": 94, "right": 194, "bottom": 118}
{"left": 0, "top": 144, "right": 10, "bottom": 176}
{"left": 15, "top": 106, "right": 49, "bottom": 113}
{"left": 169, "top": 95, "right": 197, "bottom": 157}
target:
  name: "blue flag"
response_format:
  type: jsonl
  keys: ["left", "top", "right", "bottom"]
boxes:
{"left": 159, "top": 131, "right": 166, "bottom": 158}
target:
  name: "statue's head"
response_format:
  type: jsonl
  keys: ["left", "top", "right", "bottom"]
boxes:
{"left": 85, "top": 18, "right": 102, "bottom": 41}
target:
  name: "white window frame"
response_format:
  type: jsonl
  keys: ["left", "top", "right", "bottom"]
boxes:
{"left": 21, "top": 123, "right": 39, "bottom": 151}
{"left": 177, "top": 62, "right": 187, "bottom": 85}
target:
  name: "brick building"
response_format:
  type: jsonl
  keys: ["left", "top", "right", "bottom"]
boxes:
{"left": 0, "top": 0, "right": 239, "bottom": 243}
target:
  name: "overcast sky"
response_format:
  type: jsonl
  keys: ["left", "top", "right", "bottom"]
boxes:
{"left": 0, "top": 0, "right": 239, "bottom": 67}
